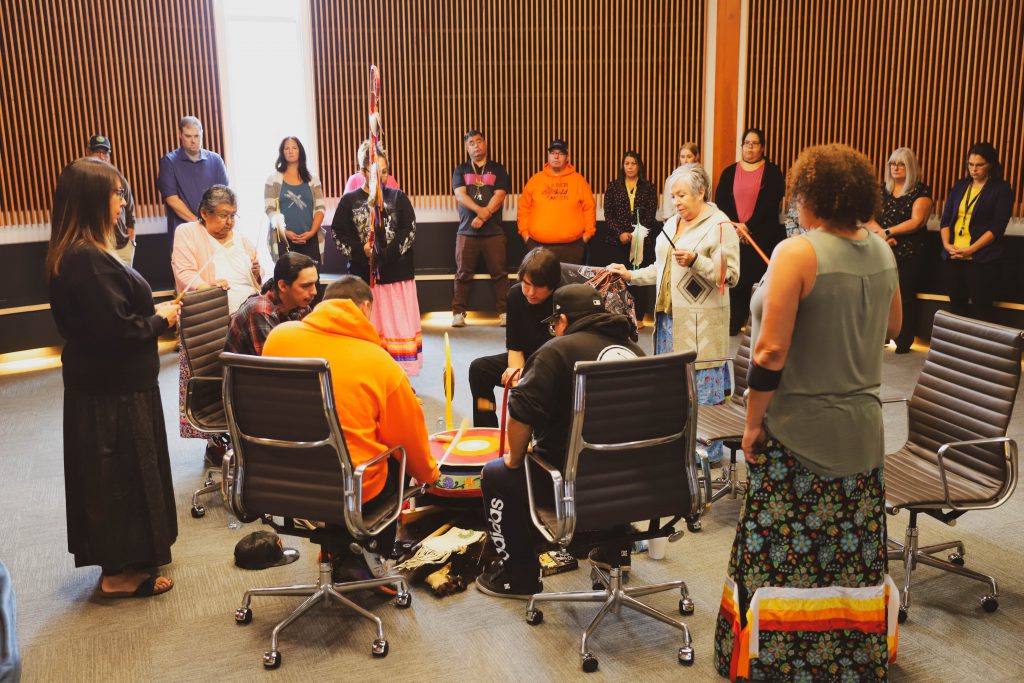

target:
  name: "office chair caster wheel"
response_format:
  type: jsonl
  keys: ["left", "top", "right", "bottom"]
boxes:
{"left": 526, "top": 609, "right": 543, "bottom": 625}
{"left": 948, "top": 553, "right": 965, "bottom": 566}
{"left": 263, "top": 650, "right": 281, "bottom": 669}
{"left": 686, "top": 519, "right": 702, "bottom": 533}
{"left": 678, "top": 646, "right": 694, "bottom": 665}
{"left": 897, "top": 607, "right": 908, "bottom": 624}
{"left": 234, "top": 607, "right": 252, "bottom": 624}
{"left": 395, "top": 592, "right": 412, "bottom": 608}
{"left": 981, "top": 595, "right": 999, "bottom": 613}
{"left": 191, "top": 505, "right": 205, "bottom": 518}
{"left": 372, "top": 639, "right": 389, "bottom": 657}
{"left": 581, "top": 653, "right": 599, "bottom": 673}
{"left": 679, "top": 598, "right": 694, "bottom": 615}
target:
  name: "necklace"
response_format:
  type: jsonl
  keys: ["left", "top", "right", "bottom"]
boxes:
{"left": 472, "top": 160, "right": 486, "bottom": 201}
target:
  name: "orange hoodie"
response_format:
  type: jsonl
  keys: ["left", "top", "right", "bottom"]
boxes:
{"left": 262, "top": 298, "right": 439, "bottom": 500}
{"left": 517, "top": 162, "right": 596, "bottom": 243}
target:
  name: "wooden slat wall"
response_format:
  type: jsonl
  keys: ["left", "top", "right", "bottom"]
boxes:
{"left": 0, "top": 0, "right": 224, "bottom": 226}
{"left": 311, "top": 0, "right": 707, "bottom": 209}
{"left": 745, "top": 0, "right": 1024, "bottom": 216}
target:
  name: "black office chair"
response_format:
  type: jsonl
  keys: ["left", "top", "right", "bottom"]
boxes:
{"left": 523, "top": 351, "right": 710, "bottom": 673}
{"left": 884, "top": 311, "right": 1022, "bottom": 622}
{"left": 221, "top": 353, "right": 417, "bottom": 670}
{"left": 178, "top": 287, "right": 232, "bottom": 518}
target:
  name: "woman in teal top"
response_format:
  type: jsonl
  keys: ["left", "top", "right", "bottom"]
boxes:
{"left": 714, "top": 145, "right": 901, "bottom": 681}
{"left": 265, "top": 136, "right": 326, "bottom": 265}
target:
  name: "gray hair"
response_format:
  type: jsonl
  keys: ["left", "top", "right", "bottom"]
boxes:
{"left": 197, "top": 184, "right": 236, "bottom": 221}
{"left": 668, "top": 162, "right": 712, "bottom": 200}
{"left": 179, "top": 116, "right": 203, "bottom": 132}
{"left": 357, "top": 139, "right": 389, "bottom": 171}
{"left": 884, "top": 147, "right": 921, "bottom": 194}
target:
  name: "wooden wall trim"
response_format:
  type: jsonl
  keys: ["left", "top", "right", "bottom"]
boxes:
{"left": 0, "top": 0, "right": 226, "bottom": 227}
{"left": 745, "top": 0, "right": 1024, "bottom": 216}
{"left": 310, "top": 0, "right": 707, "bottom": 209}
{"left": 711, "top": 0, "right": 743, "bottom": 184}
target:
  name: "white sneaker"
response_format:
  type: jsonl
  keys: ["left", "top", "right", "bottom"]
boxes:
{"left": 498, "top": 313, "right": 507, "bottom": 327}
{"left": 452, "top": 313, "right": 466, "bottom": 327}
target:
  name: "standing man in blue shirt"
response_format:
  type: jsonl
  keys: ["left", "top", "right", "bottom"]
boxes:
{"left": 157, "top": 116, "right": 229, "bottom": 235}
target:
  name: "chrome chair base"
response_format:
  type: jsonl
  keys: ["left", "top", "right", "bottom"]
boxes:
{"left": 525, "top": 564, "right": 694, "bottom": 672}
{"left": 886, "top": 519, "right": 1000, "bottom": 623}
{"left": 190, "top": 466, "right": 220, "bottom": 518}
{"left": 235, "top": 560, "right": 411, "bottom": 669}
{"left": 707, "top": 453, "right": 747, "bottom": 504}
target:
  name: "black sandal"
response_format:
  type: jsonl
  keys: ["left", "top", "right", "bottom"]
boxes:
{"left": 99, "top": 574, "right": 174, "bottom": 599}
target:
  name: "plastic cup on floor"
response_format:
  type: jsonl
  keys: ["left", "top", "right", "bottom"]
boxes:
{"left": 648, "top": 537, "right": 668, "bottom": 560}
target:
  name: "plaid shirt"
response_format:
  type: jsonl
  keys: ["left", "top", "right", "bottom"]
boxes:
{"left": 224, "top": 289, "right": 310, "bottom": 356}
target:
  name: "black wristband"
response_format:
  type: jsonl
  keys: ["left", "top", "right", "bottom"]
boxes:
{"left": 747, "top": 360, "right": 782, "bottom": 391}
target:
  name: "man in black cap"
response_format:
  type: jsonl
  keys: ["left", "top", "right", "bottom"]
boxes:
{"left": 476, "top": 283, "right": 644, "bottom": 599}
{"left": 86, "top": 134, "right": 137, "bottom": 267}
{"left": 516, "top": 138, "right": 596, "bottom": 265}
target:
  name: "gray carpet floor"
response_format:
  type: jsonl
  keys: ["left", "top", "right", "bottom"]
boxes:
{"left": 2, "top": 318, "right": 1024, "bottom": 682}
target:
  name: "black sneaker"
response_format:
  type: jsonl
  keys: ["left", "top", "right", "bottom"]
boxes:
{"left": 204, "top": 443, "right": 226, "bottom": 468}
{"left": 475, "top": 562, "right": 542, "bottom": 600}
{"left": 588, "top": 546, "right": 632, "bottom": 573}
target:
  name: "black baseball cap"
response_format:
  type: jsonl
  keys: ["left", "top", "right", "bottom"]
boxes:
{"left": 234, "top": 530, "right": 300, "bottom": 569}
{"left": 87, "top": 134, "right": 112, "bottom": 152}
{"left": 547, "top": 138, "right": 569, "bottom": 154}
{"left": 543, "top": 284, "right": 604, "bottom": 324}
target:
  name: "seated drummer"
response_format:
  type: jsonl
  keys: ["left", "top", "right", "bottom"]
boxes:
{"left": 476, "top": 284, "right": 644, "bottom": 599}
{"left": 469, "top": 247, "right": 560, "bottom": 426}
{"left": 262, "top": 275, "right": 440, "bottom": 573}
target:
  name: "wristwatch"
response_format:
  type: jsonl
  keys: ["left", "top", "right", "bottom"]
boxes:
{"left": 884, "top": 228, "right": 892, "bottom": 238}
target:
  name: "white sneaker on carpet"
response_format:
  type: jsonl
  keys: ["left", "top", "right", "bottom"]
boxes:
{"left": 452, "top": 313, "right": 466, "bottom": 327}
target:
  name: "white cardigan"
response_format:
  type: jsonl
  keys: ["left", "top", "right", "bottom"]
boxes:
{"left": 630, "top": 205, "right": 740, "bottom": 366}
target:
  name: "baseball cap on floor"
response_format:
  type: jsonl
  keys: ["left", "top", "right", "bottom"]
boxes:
{"left": 234, "top": 530, "right": 300, "bottom": 569}
{"left": 87, "top": 134, "right": 112, "bottom": 152}
{"left": 542, "top": 283, "right": 604, "bottom": 325}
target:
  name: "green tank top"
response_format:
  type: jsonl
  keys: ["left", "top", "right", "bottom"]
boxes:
{"left": 750, "top": 229, "right": 898, "bottom": 477}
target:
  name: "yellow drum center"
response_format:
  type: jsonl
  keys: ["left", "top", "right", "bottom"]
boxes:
{"left": 454, "top": 437, "right": 497, "bottom": 455}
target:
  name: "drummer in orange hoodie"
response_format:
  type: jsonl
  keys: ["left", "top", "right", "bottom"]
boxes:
{"left": 517, "top": 138, "right": 596, "bottom": 265}
{"left": 262, "top": 275, "right": 440, "bottom": 554}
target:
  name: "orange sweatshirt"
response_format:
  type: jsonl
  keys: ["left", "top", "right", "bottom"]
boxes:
{"left": 517, "top": 163, "right": 596, "bottom": 243}
{"left": 262, "top": 299, "right": 439, "bottom": 500}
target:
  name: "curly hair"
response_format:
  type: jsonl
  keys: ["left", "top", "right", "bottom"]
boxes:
{"left": 787, "top": 144, "right": 880, "bottom": 227}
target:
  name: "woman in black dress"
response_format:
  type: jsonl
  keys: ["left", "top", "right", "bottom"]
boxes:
{"left": 47, "top": 158, "right": 180, "bottom": 598}
{"left": 603, "top": 150, "right": 659, "bottom": 326}
{"left": 866, "top": 147, "right": 933, "bottom": 352}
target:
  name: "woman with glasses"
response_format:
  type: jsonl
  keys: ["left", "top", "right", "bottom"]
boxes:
{"left": 171, "top": 184, "right": 262, "bottom": 464}
{"left": 865, "top": 148, "right": 933, "bottom": 352}
{"left": 48, "top": 158, "right": 180, "bottom": 598}
{"left": 609, "top": 163, "right": 739, "bottom": 465}
{"left": 938, "top": 142, "right": 1014, "bottom": 323}
{"left": 714, "top": 127, "right": 786, "bottom": 335}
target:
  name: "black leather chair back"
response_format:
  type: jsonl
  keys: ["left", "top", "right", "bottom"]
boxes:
{"left": 221, "top": 353, "right": 352, "bottom": 525}
{"left": 180, "top": 288, "right": 230, "bottom": 430}
{"left": 565, "top": 351, "right": 699, "bottom": 531}
{"left": 732, "top": 328, "right": 752, "bottom": 405}
{"left": 908, "top": 311, "right": 1023, "bottom": 483}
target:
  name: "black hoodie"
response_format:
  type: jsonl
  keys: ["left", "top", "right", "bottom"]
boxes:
{"left": 509, "top": 312, "right": 644, "bottom": 464}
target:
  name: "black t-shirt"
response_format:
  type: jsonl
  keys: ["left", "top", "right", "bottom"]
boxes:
{"left": 49, "top": 244, "right": 168, "bottom": 393}
{"left": 509, "top": 312, "right": 644, "bottom": 464}
{"left": 451, "top": 159, "right": 512, "bottom": 236}
{"left": 505, "top": 283, "right": 552, "bottom": 359}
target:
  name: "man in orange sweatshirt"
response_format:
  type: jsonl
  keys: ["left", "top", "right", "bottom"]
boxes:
{"left": 517, "top": 138, "right": 596, "bottom": 265}
{"left": 262, "top": 275, "right": 440, "bottom": 571}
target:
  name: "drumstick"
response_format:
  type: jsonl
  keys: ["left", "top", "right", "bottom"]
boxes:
{"left": 435, "top": 417, "right": 469, "bottom": 472}
{"left": 173, "top": 245, "right": 230, "bottom": 303}
{"left": 724, "top": 222, "right": 770, "bottom": 265}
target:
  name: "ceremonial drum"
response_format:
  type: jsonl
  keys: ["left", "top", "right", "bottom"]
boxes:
{"left": 427, "top": 427, "right": 507, "bottom": 498}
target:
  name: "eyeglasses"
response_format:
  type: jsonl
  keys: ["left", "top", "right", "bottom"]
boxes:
{"left": 742, "top": 141, "right": 762, "bottom": 148}
{"left": 888, "top": 161, "right": 906, "bottom": 168}
{"left": 114, "top": 187, "right": 127, "bottom": 199}
{"left": 213, "top": 211, "right": 238, "bottom": 221}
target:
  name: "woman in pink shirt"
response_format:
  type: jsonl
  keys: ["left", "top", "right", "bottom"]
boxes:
{"left": 714, "top": 127, "right": 785, "bottom": 335}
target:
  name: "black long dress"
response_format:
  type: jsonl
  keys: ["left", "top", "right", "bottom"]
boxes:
{"left": 49, "top": 244, "right": 177, "bottom": 570}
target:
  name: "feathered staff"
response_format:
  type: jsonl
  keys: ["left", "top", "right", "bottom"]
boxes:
{"left": 366, "top": 65, "right": 385, "bottom": 285}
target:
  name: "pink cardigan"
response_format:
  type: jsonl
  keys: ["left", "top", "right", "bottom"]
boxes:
{"left": 171, "top": 221, "right": 260, "bottom": 293}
